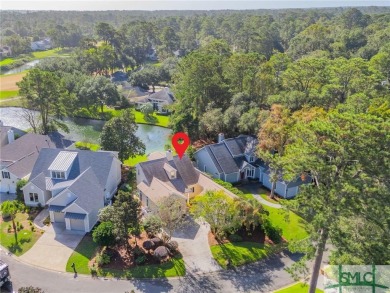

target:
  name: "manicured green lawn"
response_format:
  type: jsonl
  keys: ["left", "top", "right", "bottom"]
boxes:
{"left": 66, "top": 235, "right": 99, "bottom": 274}
{"left": 274, "top": 282, "right": 323, "bottom": 293}
{"left": 123, "top": 154, "right": 148, "bottom": 166}
{"left": 66, "top": 235, "right": 185, "bottom": 277}
{"left": 260, "top": 193, "right": 280, "bottom": 204}
{"left": 0, "top": 97, "right": 26, "bottom": 107}
{"left": 210, "top": 242, "right": 271, "bottom": 269}
{"left": 0, "top": 90, "right": 19, "bottom": 100}
{"left": 75, "top": 141, "right": 100, "bottom": 151}
{"left": 0, "top": 58, "right": 15, "bottom": 66}
{"left": 32, "top": 48, "right": 63, "bottom": 59}
{"left": 263, "top": 206, "right": 308, "bottom": 242}
{"left": 0, "top": 213, "right": 43, "bottom": 256}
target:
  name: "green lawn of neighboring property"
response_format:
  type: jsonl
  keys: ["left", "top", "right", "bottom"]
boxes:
{"left": 75, "top": 141, "right": 100, "bottom": 151}
{"left": 210, "top": 242, "right": 271, "bottom": 269}
{"left": 67, "top": 235, "right": 185, "bottom": 278}
{"left": 260, "top": 193, "right": 280, "bottom": 204}
{"left": 123, "top": 154, "right": 148, "bottom": 166}
{"left": 0, "top": 58, "right": 16, "bottom": 66}
{"left": 0, "top": 213, "right": 43, "bottom": 256}
{"left": 0, "top": 97, "right": 26, "bottom": 107}
{"left": 274, "top": 282, "right": 323, "bottom": 293}
{"left": 0, "top": 90, "right": 19, "bottom": 100}
{"left": 263, "top": 205, "right": 308, "bottom": 242}
{"left": 31, "top": 48, "right": 63, "bottom": 59}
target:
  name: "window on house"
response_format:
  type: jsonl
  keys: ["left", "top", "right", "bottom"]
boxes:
{"left": 51, "top": 171, "right": 65, "bottom": 179}
{"left": 249, "top": 156, "right": 255, "bottom": 163}
{"left": 2, "top": 171, "right": 10, "bottom": 179}
{"left": 204, "top": 165, "right": 207, "bottom": 172}
{"left": 246, "top": 168, "right": 255, "bottom": 178}
{"left": 29, "top": 193, "right": 38, "bottom": 202}
{"left": 146, "top": 197, "right": 149, "bottom": 207}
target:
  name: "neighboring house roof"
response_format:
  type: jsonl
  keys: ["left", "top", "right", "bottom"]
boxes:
{"left": 148, "top": 88, "right": 174, "bottom": 104}
{"left": 0, "top": 132, "right": 73, "bottom": 178}
{"left": 0, "top": 126, "right": 26, "bottom": 147}
{"left": 29, "top": 148, "right": 119, "bottom": 193}
{"left": 138, "top": 178, "right": 186, "bottom": 205}
{"left": 207, "top": 143, "right": 240, "bottom": 174}
{"left": 196, "top": 135, "right": 260, "bottom": 175}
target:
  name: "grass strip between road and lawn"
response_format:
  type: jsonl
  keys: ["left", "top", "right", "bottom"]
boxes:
{"left": 273, "top": 282, "right": 324, "bottom": 293}
{"left": 66, "top": 235, "right": 185, "bottom": 278}
{"left": 0, "top": 212, "right": 43, "bottom": 256}
{"left": 210, "top": 241, "right": 271, "bottom": 269}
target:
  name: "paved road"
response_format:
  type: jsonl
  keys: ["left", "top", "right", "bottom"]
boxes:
{"left": 1, "top": 248, "right": 304, "bottom": 293}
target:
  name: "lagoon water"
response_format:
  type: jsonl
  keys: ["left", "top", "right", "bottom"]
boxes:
{"left": 0, "top": 107, "right": 171, "bottom": 154}
{"left": 4, "top": 60, "right": 41, "bottom": 75}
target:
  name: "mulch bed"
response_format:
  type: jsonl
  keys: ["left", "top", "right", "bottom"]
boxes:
{"left": 91, "top": 231, "right": 169, "bottom": 270}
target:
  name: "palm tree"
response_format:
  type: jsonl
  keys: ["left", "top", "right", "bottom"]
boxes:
{"left": 234, "top": 198, "right": 265, "bottom": 232}
{"left": 0, "top": 200, "right": 23, "bottom": 243}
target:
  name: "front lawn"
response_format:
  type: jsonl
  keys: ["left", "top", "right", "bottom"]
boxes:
{"left": 260, "top": 193, "right": 280, "bottom": 204}
{"left": 0, "top": 58, "right": 15, "bottom": 66}
{"left": 210, "top": 242, "right": 271, "bottom": 269}
{"left": 263, "top": 206, "right": 308, "bottom": 242}
{"left": 274, "top": 282, "right": 323, "bottom": 293}
{"left": 0, "top": 212, "right": 43, "bottom": 256}
{"left": 31, "top": 48, "right": 63, "bottom": 59}
{"left": 66, "top": 235, "right": 99, "bottom": 274}
{"left": 66, "top": 235, "right": 185, "bottom": 278}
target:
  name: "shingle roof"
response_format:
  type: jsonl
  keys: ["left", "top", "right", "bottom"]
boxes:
{"left": 67, "top": 168, "right": 104, "bottom": 214}
{"left": 208, "top": 143, "right": 239, "bottom": 174}
{"left": 138, "top": 154, "right": 199, "bottom": 193}
{"left": 223, "top": 135, "right": 258, "bottom": 157}
{"left": 148, "top": 88, "right": 174, "bottom": 104}
{"left": 29, "top": 149, "right": 118, "bottom": 192}
{"left": 0, "top": 132, "right": 73, "bottom": 178}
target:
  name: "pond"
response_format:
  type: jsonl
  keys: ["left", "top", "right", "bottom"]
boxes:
{"left": 0, "top": 107, "right": 171, "bottom": 154}
{"left": 4, "top": 59, "right": 41, "bottom": 75}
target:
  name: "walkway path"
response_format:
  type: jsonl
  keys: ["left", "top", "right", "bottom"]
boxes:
{"left": 172, "top": 218, "right": 221, "bottom": 274}
{"left": 33, "top": 208, "right": 49, "bottom": 231}
{"left": 243, "top": 183, "right": 282, "bottom": 209}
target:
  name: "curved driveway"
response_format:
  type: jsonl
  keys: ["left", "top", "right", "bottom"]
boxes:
{"left": 1, "top": 248, "right": 304, "bottom": 293}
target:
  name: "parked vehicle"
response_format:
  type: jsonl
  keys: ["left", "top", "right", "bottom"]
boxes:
{"left": 0, "top": 260, "right": 10, "bottom": 288}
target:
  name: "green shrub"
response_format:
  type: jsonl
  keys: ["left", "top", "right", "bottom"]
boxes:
{"left": 43, "top": 216, "right": 51, "bottom": 226}
{"left": 16, "top": 179, "right": 28, "bottom": 201}
{"left": 31, "top": 226, "right": 35, "bottom": 232}
{"left": 29, "top": 221, "right": 33, "bottom": 226}
{"left": 228, "top": 234, "right": 243, "bottom": 242}
{"left": 133, "top": 245, "right": 145, "bottom": 257}
{"left": 143, "top": 215, "right": 162, "bottom": 237}
{"left": 135, "top": 254, "right": 146, "bottom": 265}
{"left": 263, "top": 219, "right": 282, "bottom": 243}
{"left": 7, "top": 225, "right": 11, "bottom": 232}
{"left": 92, "top": 222, "right": 115, "bottom": 247}
{"left": 96, "top": 251, "right": 110, "bottom": 267}
{"left": 90, "top": 265, "right": 98, "bottom": 277}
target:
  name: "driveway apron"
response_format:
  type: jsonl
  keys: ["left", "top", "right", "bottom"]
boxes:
{"left": 19, "top": 223, "right": 84, "bottom": 272}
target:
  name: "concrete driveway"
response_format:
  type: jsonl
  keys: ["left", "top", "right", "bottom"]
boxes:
{"left": 19, "top": 223, "right": 85, "bottom": 272}
{"left": 172, "top": 217, "right": 221, "bottom": 274}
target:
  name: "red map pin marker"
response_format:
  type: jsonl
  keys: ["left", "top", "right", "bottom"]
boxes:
{"left": 172, "top": 132, "right": 190, "bottom": 159}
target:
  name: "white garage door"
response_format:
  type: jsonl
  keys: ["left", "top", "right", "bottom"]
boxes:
{"left": 70, "top": 219, "right": 85, "bottom": 231}
{"left": 53, "top": 212, "right": 65, "bottom": 223}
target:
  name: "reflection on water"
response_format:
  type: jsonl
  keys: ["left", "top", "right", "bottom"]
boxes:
{"left": 0, "top": 107, "right": 171, "bottom": 154}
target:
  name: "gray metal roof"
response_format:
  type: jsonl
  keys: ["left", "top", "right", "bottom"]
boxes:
{"left": 48, "top": 151, "right": 78, "bottom": 172}
{"left": 48, "top": 205, "right": 64, "bottom": 212}
{"left": 65, "top": 212, "right": 86, "bottom": 220}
